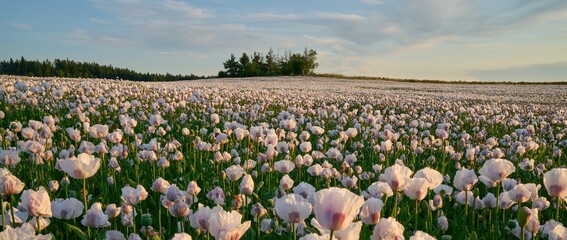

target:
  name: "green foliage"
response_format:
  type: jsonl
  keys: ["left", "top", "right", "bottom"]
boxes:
{"left": 219, "top": 48, "right": 318, "bottom": 77}
{"left": 0, "top": 57, "right": 206, "bottom": 81}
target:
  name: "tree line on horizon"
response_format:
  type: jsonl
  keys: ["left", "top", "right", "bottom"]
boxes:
{"left": 0, "top": 57, "right": 205, "bottom": 81}
{"left": 218, "top": 48, "right": 318, "bottom": 77}
{"left": 0, "top": 49, "right": 318, "bottom": 81}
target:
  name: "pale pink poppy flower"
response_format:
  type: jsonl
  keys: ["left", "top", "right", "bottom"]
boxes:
{"left": 379, "top": 164, "right": 413, "bottom": 192}
{"left": 341, "top": 176, "right": 358, "bottom": 189}
{"left": 225, "top": 165, "right": 245, "bottom": 181}
{"left": 435, "top": 129, "right": 449, "bottom": 140}
{"left": 206, "top": 187, "right": 225, "bottom": 205}
{"left": 414, "top": 167, "right": 443, "bottom": 189}
{"left": 307, "top": 164, "right": 323, "bottom": 176}
{"left": 264, "top": 133, "right": 278, "bottom": 147}
{"left": 380, "top": 140, "right": 392, "bottom": 153}
{"left": 370, "top": 217, "right": 404, "bottom": 240}
{"left": 20, "top": 127, "right": 36, "bottom": 139}
{"left": 190, "top": 204, "right": 212, "bottom": 231}
{"left": 151, "top": 177, "right": 171, "bottom": 194}
{"left": 498, "top": 191, "right": 516, "bottom": 210}
{"left": 482, "top": 193, "right": 497, "bottom": 208}
{"left": 28, "top": 217, "right": 50, "bottom": 232}
{"left": 540, "top": 220, "right": 567, "bottom": 239}
{"left": 544, "top": 168, "right": 567, "bottom": 198}
{"left": 121, "top": 185, "right": 148, "bottom": 206}
{"left": 107, "top": 130, "right": 123, "bottom": 144}
{"left": 299, "top": 233, "right": 335, "bottom": 240}
{"left": 81, "top": 202, "right": 111, "bottom": 228}
{"left": 59, "top": 153, "right": 101, "bottom": 179}
{"left": 359, "top": 198, "right": 384, "bottom": 225}
{"left": 478, "top": 158, "right": 515, "bottom": 187}
{"left": 404, "top": 178, "right": 430, "bottom": 201}
{"left": 79, "top": 141, "right": 96, "bottom": 154}
{"left": 186, "top": 181, "right": 202, "bottom": 196}
{"left": 249, "top": 203, "right": 267, "bottom": 220}
{"left": 0, "top": 149, "right": 21, "bottom": 167}
{"left": 0, "top": 174, "right": 25, "bottom": 195}
{"left": 433, "top": 184, "right": 453, "bottom": 196}
{"left": 106, "top": 230, "right": 127, "bottom": 240}
{"left": 508, "top": 184, "right": 535, "bottom": 203}
{"left": 345, "top": 128, "right": 358, "bottom": 139}
{"left": 51, "top": 198, "right": 84, "bottom": 220}
{"left": 299, "top": 142, "right": 312, "bottom": 153}
{"left": 280, "top": 174, "right": 294, "bottom": 191}
{"left": 169, "top": 199, "right": 190, "bottom": 217}
{"left": 364, "top": 181, "right": 393, "bottom": 199}
{"left": 128, "top": 233, "right": 142, "bottom": 240}
{"left": 105, "top": 204, "right": 120, "bottom": 219}
{"left": 148, "top": 114, "right": 167, "bottom": 126}
{"left": 455, "top": 191, "right": 475, "bottom": 206}
{"left": 311, "top": 218, "right": 362, "bottom": 240}
{"left": 310, "top": 126, "right": 325, "bottom": 135}
{"left": 211, "top": 113, "right": 220, "bottom": 124}
{"left": 299, "top": 131, "right": 310, "bottom": 141}
{"left": 163, "top": 184, "right": 190, "bottom": 205}
{"left": 293, "top": 182, "right": 316, "bottom": 203}
{"left": 66, "top": 128, "right": 81, "bottom": 142}
{"left": 276, "top": 141, "right": 289, "bottom": 153}
{"left": 502, "top": 178, "right": 518, "bottom": 191}
{"left": 274, "top": 193, "right": 312, "bottom": 223}
{"left": 89, "top": 124, "right": 109, "bottom": 139}
{"left": 438, "top": 215, "right": 449, "bottom": 231}
{"left": 48, "top": 180, "right": 59, "bottom": 192}
{"left": 453, "top": 168, "right": 478, "bottom": 191}
{"left": 208, "top": 206, "right": 251, "bottom": 240}
{"left": 274, "top": 160, "right": 295, "bottom": 174}
{"left": 410, "top": 230, "right": 435, "bottom": 240}
{"left": 465, "top": 147, "right": 476, "bottom": 162}
{"left": 171, "top": 233, "right": 192, "bottom": 240}
{"left": 239, "top": 174, "right": 254, "bottom": 195}
{"left": 21, "top": 186, "right": 52, "bottom": 217}
{"left": 313, "top": 187, "right": 364, "bottom": 231}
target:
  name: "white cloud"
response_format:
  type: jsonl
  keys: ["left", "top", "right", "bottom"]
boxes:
{"left": 10, "top": 22, "right": 33, "bottom": 30}
{"left": 90, "top": 18, "right": 112, "bottom": 24}
{"left": 361, "top": 0, "right": 383, "bottom": 5}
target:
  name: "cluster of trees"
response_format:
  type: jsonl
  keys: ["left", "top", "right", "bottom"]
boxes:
{"left": 218, "top": 48, "right": 318, "bottom": 77}
{"left": 0, "top": 49, "right": 319, "bottom": 81}
{"left": 0, "top": 57, "right": 205, "bottom": 81}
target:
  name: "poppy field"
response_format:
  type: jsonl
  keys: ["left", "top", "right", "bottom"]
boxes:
{"left": 0, "top": 76, "right": 566, "bottom": 239}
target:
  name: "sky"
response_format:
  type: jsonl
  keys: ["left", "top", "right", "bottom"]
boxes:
{"left": 1, "top": 0, "right": 566, "bottom": 82}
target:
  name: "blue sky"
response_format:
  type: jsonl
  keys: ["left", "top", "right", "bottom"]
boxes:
{"left": 1, "top": 0, "right": 566, "bottom": 81}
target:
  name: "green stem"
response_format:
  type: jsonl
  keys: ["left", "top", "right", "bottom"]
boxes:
{"left": 495, "top": 184, "right": 500, "bottom": 219}
{"left": 557, "top": 197, "right": 561, "bottom": 221}
{"left": 36, "top": 216, "right": 41, "bottom": 234}
{"left": 415, "top": 200, "right": 419, "bottom": 231}
{"left": 465, "top": 190, "right": 469, "bottom": 225}
{"left": 292, "top": 222, "right": 296, "bottom": 240}
{"left": 329, "top": 230, "right": 334, "bottom": 240}
{"left": 1, "top": 197, "right": 5, "bottom": 230}
{"left": 133, "top": 206, "right": 137, "bottom": 234}
{"left": 10, "top": 195, "right": 16, "bottom": 227}
{"left": 83, "top": 179, "right": 91, "bottom": 238}
{"left": 393, "top": 193, "right": 398, "bottom": 219}
{"left": 256, "top": 215, "right": 260, "bottom": 239}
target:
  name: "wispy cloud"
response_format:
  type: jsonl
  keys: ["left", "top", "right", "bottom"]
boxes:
{"left": 90, "top": 18, "right": 112, "bottom": 24}
{"left": 69, "top": 29, "right": 133, "bottom": 46}
{"left": 10, "top": 22, "right": 33, "bottom": 30}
